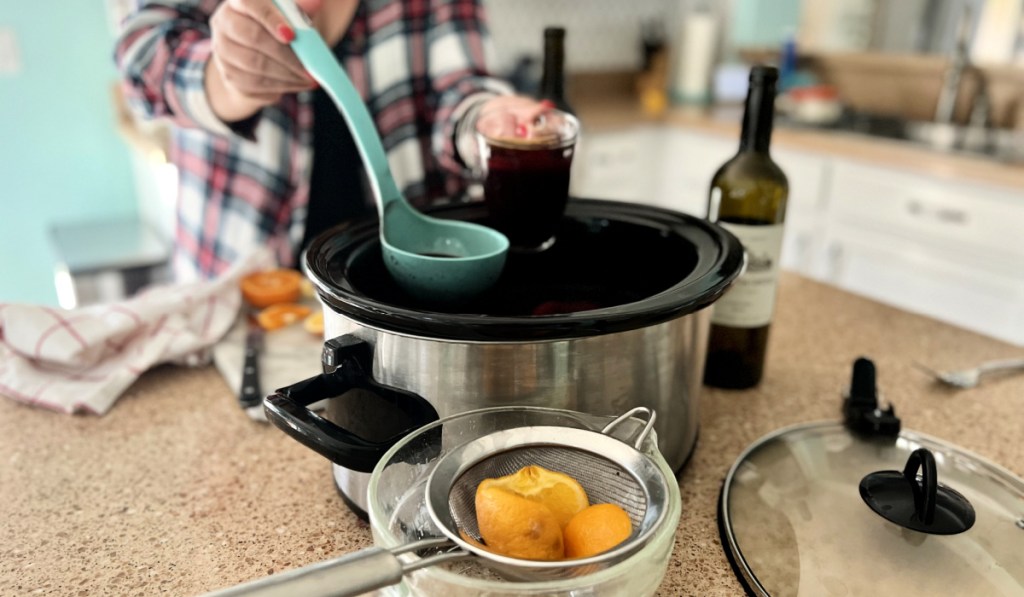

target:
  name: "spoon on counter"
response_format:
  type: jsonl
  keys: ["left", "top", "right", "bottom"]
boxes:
{"left": 272, "top": 0, "right": 508, "bottom": 305}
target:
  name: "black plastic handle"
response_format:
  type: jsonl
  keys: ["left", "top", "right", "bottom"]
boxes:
{"left": 239, "top": 324, "right": 263, "bottom": 409}
{"left": 842, "top": 357, "right": 901, "bottom": 438}
{"left": 903, "top": 448, "right": 938, "bottom": 526}
{"left": 264, "top": 335, "right": 438, "bottom": 473}
{"left": 859, "top": 446, "right": 975, "bottom": 535}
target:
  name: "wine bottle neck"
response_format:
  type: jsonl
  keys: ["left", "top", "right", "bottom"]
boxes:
{"left": 739, "top": 73, "right": 777, "bottom": 154}
{"left": 539, "top": 30, "right": 566, "bottom": 103}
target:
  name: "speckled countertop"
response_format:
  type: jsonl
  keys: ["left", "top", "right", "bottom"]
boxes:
{"left": 2, "top": 273, "right": 1023, "bottom": 596}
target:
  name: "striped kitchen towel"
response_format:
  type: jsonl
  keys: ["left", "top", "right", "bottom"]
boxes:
{"left": 0, "top": 248, "right": 274, "bottom": 415}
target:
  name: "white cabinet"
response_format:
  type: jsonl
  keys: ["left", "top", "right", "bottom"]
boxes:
{"left": 652, "top": 130, "right": 735, "bottom": 216}
{"left": 773, "top": 148, "right": 830, "bottom": 273}
{"left": 817, "top": 223, "right": 1024, "bottom": 345}
{"left": 824, "top": 160, "right": 1024, "bottom": 261}
{"left": 570, "top": 127, "right": 662, "bottom": 206}
{"left": 815, "top": 160, "right": 1024, "bottom": 345}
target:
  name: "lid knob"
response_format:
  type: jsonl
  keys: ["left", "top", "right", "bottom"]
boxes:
{"left": 859, "top": 448, "right": 976, "bottom": 535}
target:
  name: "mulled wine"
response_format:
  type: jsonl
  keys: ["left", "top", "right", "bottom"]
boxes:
{"left": 477, "top": 110, "right": 578, "bottom": 251}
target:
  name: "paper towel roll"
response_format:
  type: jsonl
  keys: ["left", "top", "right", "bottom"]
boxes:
{"left": 672, "top": 12, "right": 718, "bottom": 104}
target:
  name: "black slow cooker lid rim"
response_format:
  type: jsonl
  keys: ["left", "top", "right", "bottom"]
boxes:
{"left": 314, "top": 288, "right": 721, "bottom": 342}
{"left": 309, "top": 238, "right": 742, "bottom": 343}
{"left": 305, "top": 199, "right": 744, "bottom": 342}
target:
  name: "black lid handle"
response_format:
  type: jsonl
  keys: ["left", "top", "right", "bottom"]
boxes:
{"left": 859, "top": 447, "right": 976, "bottom": 535}
{"left": 903, "top": 448, "right": 938, "bottom": 525}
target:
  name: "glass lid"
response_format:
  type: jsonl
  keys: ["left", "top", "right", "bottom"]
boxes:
{"left": 719, "top": 359, "right": 1024, "bottom": 596}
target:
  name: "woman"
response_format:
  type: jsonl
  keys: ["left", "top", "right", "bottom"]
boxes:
{"left": 115, "top": 0, "right": 545, "bottom": 280}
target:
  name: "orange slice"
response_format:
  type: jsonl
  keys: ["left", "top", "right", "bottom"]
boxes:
{"left": 256, "top": 303, "right": 312, "bottom": 331}
{"left": 240, "top": 269, "right": 303, "bottom": 308}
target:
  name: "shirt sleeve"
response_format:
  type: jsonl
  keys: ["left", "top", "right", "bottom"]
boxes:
{"left": 113, "top": 0, "right": 259, "bottom": 140}
{"left": 427, "top": 0, "right": 514, "bottom": 177}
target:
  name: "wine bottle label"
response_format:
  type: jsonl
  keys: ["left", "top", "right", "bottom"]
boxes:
{"left": 712, "top": 222, "right": 785, "bottom": 328}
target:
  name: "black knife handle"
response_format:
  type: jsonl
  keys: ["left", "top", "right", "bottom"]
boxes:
{"left": 240, "top": 339, "right": 262, "bottom": 408}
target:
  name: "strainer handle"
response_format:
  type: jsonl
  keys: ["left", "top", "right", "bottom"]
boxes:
{"left": 200, "top": 546, "right": 404, "bottom": 597}
{"left": 601, "top": 406, "right": 657, "bottom": 450}
{"left": 200, "top": 538, "right": 464, "bottom": 597}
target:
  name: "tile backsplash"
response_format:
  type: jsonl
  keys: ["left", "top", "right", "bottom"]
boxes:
{"left": 483, "top": 0, "right": 677, "bottom": 74}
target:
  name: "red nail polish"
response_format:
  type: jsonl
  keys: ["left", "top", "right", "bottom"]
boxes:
{"left": 539, "top": 99, "right": 556, "bottom": 110}
{"left": 277, "top": 24, "right": 295, "bottom": 43}
{"left": 515, "top": 124, "right": 527, "bottom": 137}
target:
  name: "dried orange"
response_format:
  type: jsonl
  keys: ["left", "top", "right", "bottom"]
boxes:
{"left": 475, "top": 485, "right": 564, "bottom": 561}
{"left": 256, "top": 303, "right": 312, "bottom": 331}
{"left": 240, "top": 269, "right": 303, "bottom": 308}
{"left": 303, "top": 311, "right": 324, "bottom": 336}
{"left": 563, "top": 503, "right": 632, "bottom": 559}
{"left": 477, "top": 465, "right": 588, "bottom": 529}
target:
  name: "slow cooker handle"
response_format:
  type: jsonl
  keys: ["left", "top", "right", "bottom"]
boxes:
{"left": 263, "top": 335, "right": 438, "bottom": 473}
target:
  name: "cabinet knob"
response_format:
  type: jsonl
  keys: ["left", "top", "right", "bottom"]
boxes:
{"left": 905, "top": 199, "right": 968, "bottom": 226}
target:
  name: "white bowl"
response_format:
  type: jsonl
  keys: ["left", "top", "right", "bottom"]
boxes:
{"left": 366, "top": 406, "right": 683, "bottom": 597}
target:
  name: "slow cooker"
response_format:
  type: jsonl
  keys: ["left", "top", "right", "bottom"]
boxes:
{"left": 265, "top": 199, "right": 744, "bottom": 514}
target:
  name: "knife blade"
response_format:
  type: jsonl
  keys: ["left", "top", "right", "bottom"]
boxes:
{"left": 239, "top": 309, "right": 264, "bottom": 410}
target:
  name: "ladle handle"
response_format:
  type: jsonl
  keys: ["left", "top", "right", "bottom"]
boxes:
{"left": 200, "top": 546, "right": 404, "bottom": 597}
{"left": 271, "top": 0, "right": 403, "bottom": 213}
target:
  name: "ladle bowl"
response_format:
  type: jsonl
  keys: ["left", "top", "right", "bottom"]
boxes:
{"left": 382, "top": 201, "right": 508, "bottom": 303}
{"left": 273, "top": 0, "right": 508, "bottom": 304}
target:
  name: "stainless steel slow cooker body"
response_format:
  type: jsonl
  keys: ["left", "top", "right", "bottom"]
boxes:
{"left": 265, "top": 199, "right": 744, "bottom": 515}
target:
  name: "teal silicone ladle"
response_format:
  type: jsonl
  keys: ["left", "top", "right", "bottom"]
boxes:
{"left": 273, "top": 0, "right": 508, "bottom": 304}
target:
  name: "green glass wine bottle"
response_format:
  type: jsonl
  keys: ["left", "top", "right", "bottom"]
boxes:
{"left": 703, "top": 66, "right": 789, "bottom": 389}
{"left": 537, "top": 27, "right": 574, "bottom": 115}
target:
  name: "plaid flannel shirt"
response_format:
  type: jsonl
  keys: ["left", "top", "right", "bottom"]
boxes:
{"left": 115, "top": 0, "right": 510, "bottom": 280}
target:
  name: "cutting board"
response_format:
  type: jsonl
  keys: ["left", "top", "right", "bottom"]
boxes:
{"left": 212, "top": 301, "right": 325, "bottom": 422}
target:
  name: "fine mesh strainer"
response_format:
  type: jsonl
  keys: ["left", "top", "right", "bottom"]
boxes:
{"left": 428, "top": 406, "right": 670, "bottom": 581}
{"left": 203, "top": 407, "right": 669, "bottom": 597}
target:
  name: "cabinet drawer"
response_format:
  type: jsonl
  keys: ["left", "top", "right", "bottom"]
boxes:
{"left": 655, "top": 130, "right": 737, "bottom": 216}
{"left": 780, "top": 214, "right": 823, "bottom": 275}
{"left": 828, "top": 161, "right": 1024, "bottom": 259}
{"left": 774, "top": 148, "right": 829, "bottom": 214}
{"left": 819, "top": 225, "right": 1024, "bottom": 346}
{"left": 571, "top": 128, "right": 660, "bottom": 204}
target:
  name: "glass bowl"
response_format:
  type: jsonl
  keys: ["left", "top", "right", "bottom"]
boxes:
{"left": 366, "top": 406, "right": 682, "bottom": 597}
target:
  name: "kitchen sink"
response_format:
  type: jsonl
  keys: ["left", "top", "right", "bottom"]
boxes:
{"left": 779, "top": 112, "right": 1024, "bottom": 165}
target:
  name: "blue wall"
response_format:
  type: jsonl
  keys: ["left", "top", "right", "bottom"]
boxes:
{"left": 0, "top": 4, "right": 137, "bottom": 305}
{"left": 731, "top": 0, "right": 802, "bottom": 49}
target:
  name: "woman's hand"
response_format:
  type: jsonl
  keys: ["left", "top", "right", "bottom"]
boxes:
{"left": 205, "top": 0, "right": 322, "bottom": 122}
{"left": 474, "top": 96, "right": 557, "bottom": 140}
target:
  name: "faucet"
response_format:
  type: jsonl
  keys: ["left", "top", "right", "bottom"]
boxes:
{"left": 934, "top": 6, "right": 991, "bottom": 127}
{"left": 933, "top": 5, "right": 992, "bottom": 150}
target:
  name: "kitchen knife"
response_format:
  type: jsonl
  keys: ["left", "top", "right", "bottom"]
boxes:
{"left": 239, "top": 310, "right": 264, "bottom": 410}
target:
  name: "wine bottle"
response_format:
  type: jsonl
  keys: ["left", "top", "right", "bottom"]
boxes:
{"left": 703, "top": 66, "right": 789, "bottom": 389}
{"left": 538, "top": 27, "right": 574, "bottom": 114}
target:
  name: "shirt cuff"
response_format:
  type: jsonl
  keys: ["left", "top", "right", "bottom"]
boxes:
{"left": 452, "top": 92, "right": 498, "bottom": 172}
